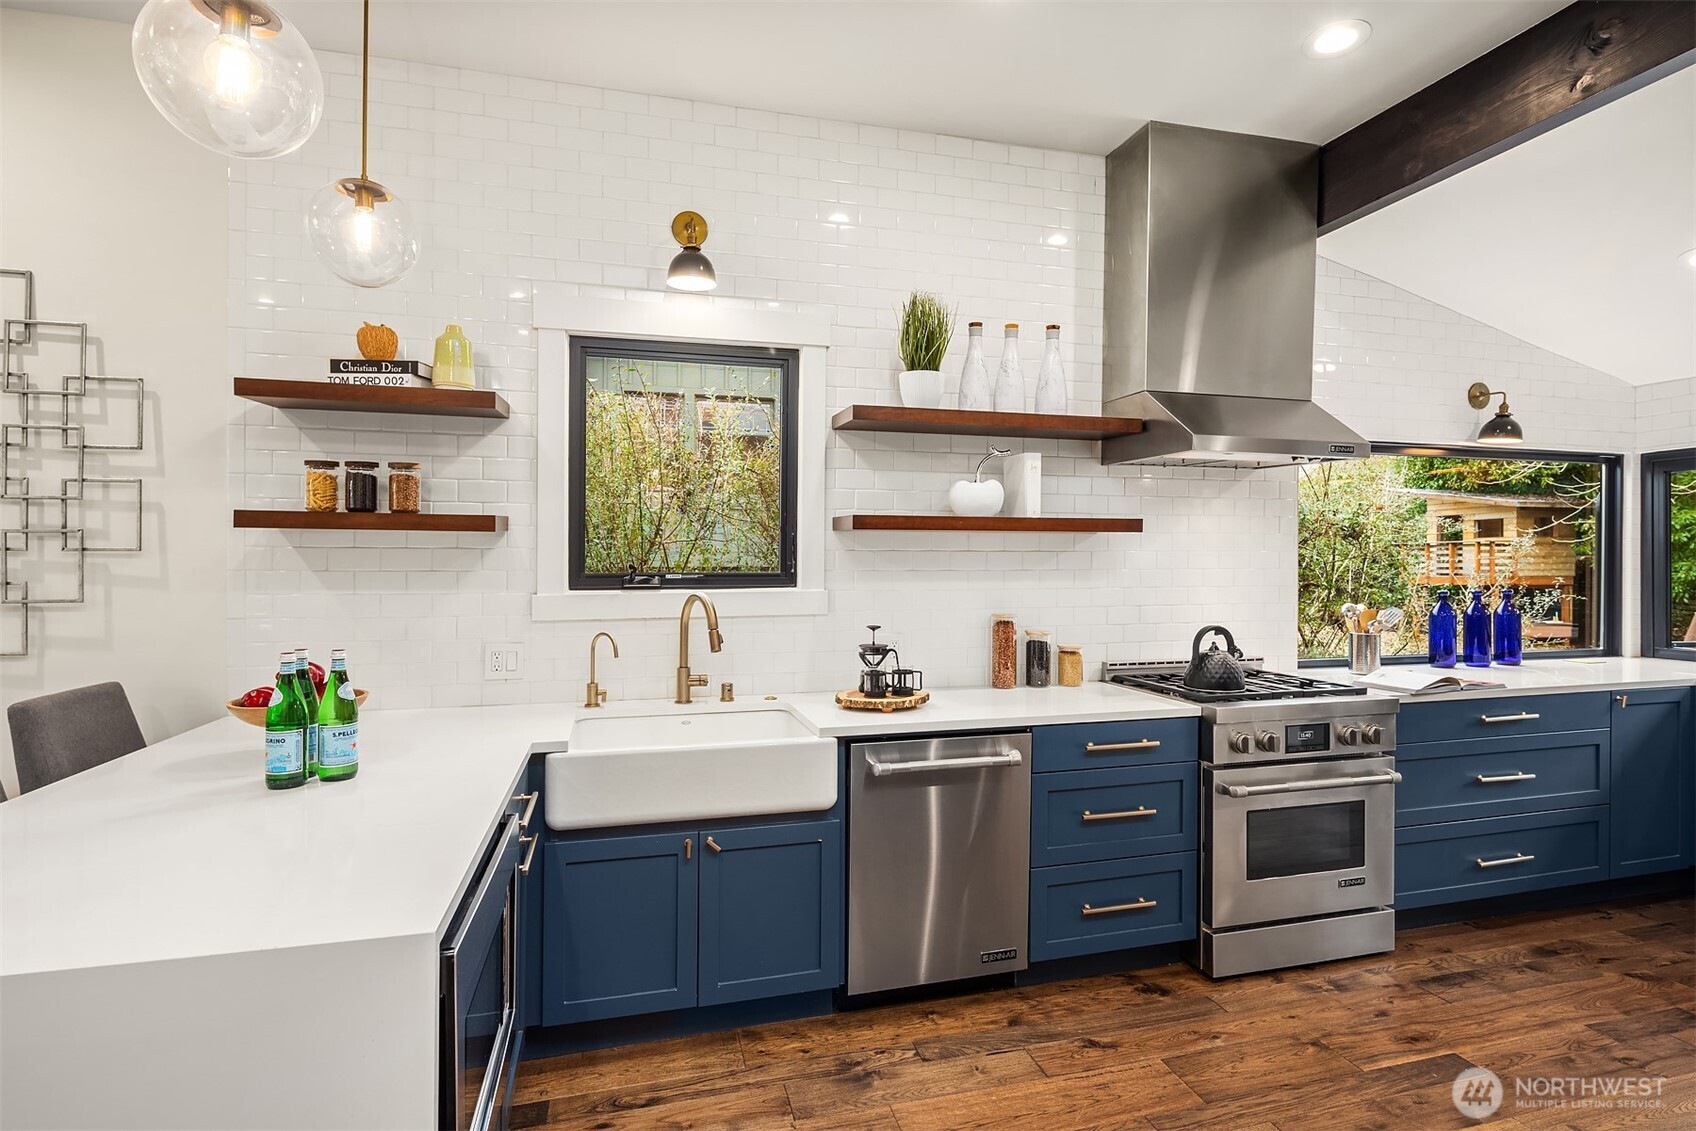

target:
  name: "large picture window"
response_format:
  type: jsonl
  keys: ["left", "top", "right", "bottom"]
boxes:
{"left": 1297, "top": 445, "right": 1620, "bottom": 664}
{"left": 1642, "top": 448, "right": 1696, "bottom": 661}
{"left": 568, "top": 337, "right": 798, "bottom": 590}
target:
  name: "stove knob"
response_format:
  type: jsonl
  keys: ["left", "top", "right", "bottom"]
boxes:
{"left": 1362, "top": 723, "right": 1384, "bottom": 745}
{"left": 1336, "top": 724, "right": 1360, "bottom": 747}
{"left": 1229, "top": 731, "right": 1252, "bottom": 755}
{"left": 1256, "top": 730, "right": 1279, "bottom": 753}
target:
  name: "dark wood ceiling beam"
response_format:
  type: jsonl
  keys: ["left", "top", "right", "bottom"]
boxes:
{"left": 1318, "top": 1, "right": 1696, "bottom": 233}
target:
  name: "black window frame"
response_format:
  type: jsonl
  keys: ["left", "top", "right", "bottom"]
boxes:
{"left": 1641, "top": 447, "right": 1696, "bottom": 662}
{"left": 568, "top": 336, "right": 799, "bottom": 591}
{"left": 1299, "top": 442, "right": 1623, "bottom": 668}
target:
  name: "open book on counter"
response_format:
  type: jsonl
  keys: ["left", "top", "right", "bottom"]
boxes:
{"left": 1356, "top": 668, "right": 1507, "bottom": 695}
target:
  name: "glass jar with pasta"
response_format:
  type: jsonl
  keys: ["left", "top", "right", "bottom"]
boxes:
{"left": 303, "top": 460, "right": 340, "bottom": 512}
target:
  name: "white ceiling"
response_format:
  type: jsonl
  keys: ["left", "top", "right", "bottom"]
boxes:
{"left": 12, "top": 0, "right": 1563, "bottom": 153}
{"left": 1320, "top": 69, "right": 1696, "bottom": 387}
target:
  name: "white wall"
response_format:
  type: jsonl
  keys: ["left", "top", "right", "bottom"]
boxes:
{"left": 224, "top": 46, "right": 1297, "bottom": 707}
{"left": 0, "top": 8, "right": 228, "bottom": 795}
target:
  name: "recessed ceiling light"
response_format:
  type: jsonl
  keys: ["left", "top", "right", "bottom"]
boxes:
{"left": 1681, "top": 247, "right": 1696, "bottom": 268}
{"left": 827, "top": 211, "right": 851, "bottom": 224}
{"left": 1045, "top": 232, "right": 1068, "bottom": 246}
{"left": 1304, "top": 19, "right": 1371, "bottom": 58}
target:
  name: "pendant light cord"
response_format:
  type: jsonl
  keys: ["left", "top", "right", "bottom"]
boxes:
{"left": 359, "top": 0, "right": 370, "bottom": 181}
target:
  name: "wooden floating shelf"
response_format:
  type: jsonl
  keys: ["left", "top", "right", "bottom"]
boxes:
{"left": 233, "top": 378, "right": 510, "bottom": 420}
{"left": 832, "top": 515, "right": 1142, "bottom": 534}
{"left": 831, "top": 404, "right": 1143, "bottom": 442}
{"left": 233, "top": 510, "right": 507, "bottom": 534}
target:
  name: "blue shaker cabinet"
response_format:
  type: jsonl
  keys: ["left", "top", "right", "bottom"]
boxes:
{"left": 541, "top": 832, "right": 697, "bottom": 1026}
{"left": 1609, "top": 688, "right": 1695, "bottom": 878}
{"left": 698, "top": 819, "right": 843, "bottom": 1007}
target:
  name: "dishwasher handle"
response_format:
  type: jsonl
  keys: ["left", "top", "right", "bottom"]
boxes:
{"left": 866, "top": 749, "right": 1024, "bottom": 777}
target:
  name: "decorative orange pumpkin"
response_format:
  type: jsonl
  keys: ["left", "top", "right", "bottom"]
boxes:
{"left": 356, "top": 322, "right": 398, "bottom": 361}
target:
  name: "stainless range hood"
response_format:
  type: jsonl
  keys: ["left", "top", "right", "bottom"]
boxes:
{"left": 1100, "top": 123, "right": 1368, "bottom": 468}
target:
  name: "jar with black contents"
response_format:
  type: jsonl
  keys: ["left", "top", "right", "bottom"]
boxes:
{"left": 344, "top": 460, "right": 379, "bottom": 512}
{"left": 1025, "top": 629, "right": 1052, "bottom": 687}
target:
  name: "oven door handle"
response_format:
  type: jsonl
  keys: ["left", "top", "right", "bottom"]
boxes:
{"left": 866, "top": 750, "right": 1023, "bottom": 776}
{"left": 1218, "top": 770, "right": 1401, "bottom": 798}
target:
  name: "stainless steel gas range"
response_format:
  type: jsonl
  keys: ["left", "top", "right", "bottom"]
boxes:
{"left": 1105, "top": 662, "right": 1402, "bottom": 978}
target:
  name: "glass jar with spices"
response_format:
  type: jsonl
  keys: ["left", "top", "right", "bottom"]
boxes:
{"left": 344, "top": 461, "right": 379, "bottom": 512}
{"left": 387, "top": 462, "right": 420, "bottom": 513}
{"left": 303, "top": 460, "right": 340, "bottom": 512}
{"left": 1058, "top": 644, "right": 1083, "bottom": 687}
{"left": 990, "top": 613, "right": 1017, "bottom": 689}
{"left": 1024, "top": 629, "right": 1051, "bottom": 688}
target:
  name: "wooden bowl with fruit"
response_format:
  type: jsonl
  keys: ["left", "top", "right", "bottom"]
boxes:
{"left": 228, "top": 664, "right": 368, "bottom": 727}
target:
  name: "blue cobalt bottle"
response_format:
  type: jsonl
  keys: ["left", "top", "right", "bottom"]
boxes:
{"left": 1428, "top": 590, "right": 1457, "bottom": 668}
{"left": 1463, "top": 589, "right": 1492, "bottom": 668}
{"left": 1493, "top": 588, "right": 1522, "bottom": 665}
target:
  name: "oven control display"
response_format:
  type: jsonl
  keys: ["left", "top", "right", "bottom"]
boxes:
{"left": 1285, "top": 723, "right": 1331, "bottom": 754}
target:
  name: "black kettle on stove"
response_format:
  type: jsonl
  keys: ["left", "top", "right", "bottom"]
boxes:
{"left": 1183, "top": 625, "right": 1246, "bottom": 693}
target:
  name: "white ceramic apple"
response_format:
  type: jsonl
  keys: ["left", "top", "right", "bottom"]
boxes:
{"left": 948, "top": 478, "right": 1004, "bottom": 517}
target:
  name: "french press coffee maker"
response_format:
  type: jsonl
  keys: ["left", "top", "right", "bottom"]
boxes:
{"left": 858, "top": 625, "right": 923, "bottom": 698}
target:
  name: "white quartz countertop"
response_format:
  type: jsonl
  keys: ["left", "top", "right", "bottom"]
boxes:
{"left": 1333, "top": 656, "right": 1696, "bottom": 702}
{"left": 0, "top": 704, "right": 574, "bottom": 978}
{"left": 783, "top": 682, "right": 1200, "bottom": 737}
{"left": 0, "top": 686, "right": 1197, "bottom": 979}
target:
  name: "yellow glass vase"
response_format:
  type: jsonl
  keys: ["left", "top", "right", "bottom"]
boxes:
{"left": 432, "top": 324, "right": 475, "bottom": 388}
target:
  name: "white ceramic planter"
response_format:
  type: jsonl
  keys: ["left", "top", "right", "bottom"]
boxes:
{"left": 948, "top": 478, "right": 1004, "bottom": 517}
{"left": 898, "top": 370, "right": 944, "bottom": 408}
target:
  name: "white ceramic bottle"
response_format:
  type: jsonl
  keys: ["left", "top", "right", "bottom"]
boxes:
{"left": 1034, "top": 324, "right": 1067, "bottom": 414}
{"left": 957, "top": 321, "right": 992, "bottom": 411}
{"left": 992, "top": 323, "right": 1024, "bottom": 412}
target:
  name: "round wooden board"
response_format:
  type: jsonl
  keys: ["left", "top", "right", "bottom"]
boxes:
{"left": 835, "top": 688, "right": 930, "bottom": 713}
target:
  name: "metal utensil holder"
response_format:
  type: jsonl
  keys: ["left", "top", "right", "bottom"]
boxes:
{"left": 1348, "top": 631, "right": 1382, "bottom": 674}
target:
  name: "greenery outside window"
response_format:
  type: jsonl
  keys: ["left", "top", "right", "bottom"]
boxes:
{"left": 1642, "top": 448, "right": 1696, "bottom": 661}
{"left": 569, "top": 337, "right": 798, "bottom": 590}
{"left": 1298, "top": 444, "right": 1621, "bottom": 665}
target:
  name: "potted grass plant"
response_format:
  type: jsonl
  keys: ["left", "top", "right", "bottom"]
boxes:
{"left": 896, "top": 290, "right": 956, "bottom": 408}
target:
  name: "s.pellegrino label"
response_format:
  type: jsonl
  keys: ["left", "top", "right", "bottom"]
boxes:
{"left": 265, "top": 730, "right": 305, "bottom": 776}
{"left": 320, "top": 723, "right": 359, "bottom": 768}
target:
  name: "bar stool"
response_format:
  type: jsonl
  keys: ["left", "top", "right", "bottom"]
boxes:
{"left": 7, "top": 682, "right": 146, "bottom": 794}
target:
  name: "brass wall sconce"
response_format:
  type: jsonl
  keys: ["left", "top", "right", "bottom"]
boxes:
{"left": 666, "top": 211, "right": 718, "bottom": 292}
{"left": 1467, "top": 382, "right": 1524, "bottom": 445}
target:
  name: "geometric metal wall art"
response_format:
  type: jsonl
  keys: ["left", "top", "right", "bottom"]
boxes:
{"left": 1, "top": 268, "right": 146, "bottom": 657}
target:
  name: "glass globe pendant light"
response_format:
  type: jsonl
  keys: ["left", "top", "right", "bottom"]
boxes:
{"left": 307, "top": 0, "right": 418, "bottom": 288}
{"left": 132, "top": 0, "right": 323, "bottom": 158}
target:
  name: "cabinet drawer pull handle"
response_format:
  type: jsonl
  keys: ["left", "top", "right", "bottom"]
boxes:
{"left": 1082, "top": 898, "right": 1157, "bottom": 916}
{"left": 1476, "top": 852, "right": 1536, "bottom": 869}
{"left": 1085, "top": 739, "right": 1161, "bottom": 752}
{"left": 519, "top": 834, "right": 539, "bottom": 876}
{"left": 706, "top": 835, "right": 722, "bottom": 854}
{"left": 1475, "top": 772, "right": 1537, "bottom": 784}
{"left": 684, "top": 838, "right": 692, "bottom": 860}
{"left": 1616, "top": 694, "right": 1628, "bottom": 707}
{"left": 1082, "top": 806, "right": 1157, "bottom": 821}
{"left": 513, "top": 791, "right": 539, "bottom": 829}
{"left": 1479, "top": 712, "right": 1540, "bottom": 724}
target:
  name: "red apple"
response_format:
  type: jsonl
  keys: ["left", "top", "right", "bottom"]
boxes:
{"left": 308, "top": 661, "right": 326, "bottom": 697}
{"left": 238, "top": 687, "right": 273, "bottom": 708}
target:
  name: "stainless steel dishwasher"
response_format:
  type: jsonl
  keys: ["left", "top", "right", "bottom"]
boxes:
{"left": 847, "top": 731, "right": 1032, "bottom": 995}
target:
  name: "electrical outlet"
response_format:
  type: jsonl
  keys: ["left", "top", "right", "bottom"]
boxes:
{"left": 483, "top": 642, "right": 523, "bottom": 681}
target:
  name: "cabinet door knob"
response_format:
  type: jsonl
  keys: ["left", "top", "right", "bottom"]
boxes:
{"left": 706, "top": 835, "right": 723, "bottom": 854}
{"left": 684, "top": 838, "right": 692, "bottom": 860}
{"left": 1616, "top": 694, "right": 1628, "bottom": 707}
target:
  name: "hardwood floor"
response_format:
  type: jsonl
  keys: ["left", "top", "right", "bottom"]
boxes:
{"left": 513, "top": 896, "right": 1696, "bottom": 1130}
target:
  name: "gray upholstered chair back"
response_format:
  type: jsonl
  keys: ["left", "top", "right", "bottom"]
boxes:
{"left": 8, "top": 682, "right": 146, "bottom": 794}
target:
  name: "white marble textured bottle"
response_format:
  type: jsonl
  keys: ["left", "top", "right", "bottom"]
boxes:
{"left": 957, "top": 321, "right": 992, "bottom": 411}
{"left": 992, "top": 323, "right": 1024, "bottom": 412}
{"left": 1034, "top": 324, "right": 1067, "bottom": 414}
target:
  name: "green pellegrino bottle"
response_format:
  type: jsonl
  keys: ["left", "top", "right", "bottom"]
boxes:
{"left": 264, "top": 650, "right": 309, "bottom": 790}
{"left": 317, "top": 648, "right": 359, "bottom": 782}
{"left": 294, "top": 647, "right": 320, "bottom": 777}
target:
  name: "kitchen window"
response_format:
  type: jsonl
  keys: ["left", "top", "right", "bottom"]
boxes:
{"left": 1642, "top": 448, "right": 1696, "bottom": 661}
{"left": 1297, "top": 444, "right": 1621, "bottom": 664}
{"left": 569, "top": 337, "right": 798, "bottom": 591}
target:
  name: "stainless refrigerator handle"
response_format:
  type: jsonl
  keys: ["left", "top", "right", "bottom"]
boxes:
{"left": 866, "top": 749, "right": 1023, "bottom": 776}
{"left": 1218, "top": 770, "right": 1401, "bottom": 798}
